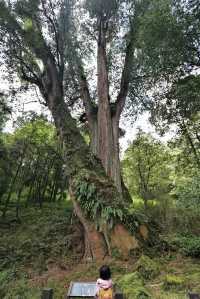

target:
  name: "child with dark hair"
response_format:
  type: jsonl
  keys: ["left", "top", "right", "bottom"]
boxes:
{"left": 96, "top": 265, "right": 113, "bottom": 299}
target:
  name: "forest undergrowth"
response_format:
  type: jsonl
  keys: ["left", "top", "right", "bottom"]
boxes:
{"left": 0, "top": 203, "right": 200, "bottom": 299}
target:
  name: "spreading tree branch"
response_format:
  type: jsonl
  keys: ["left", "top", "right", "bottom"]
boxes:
{"left": 72, "top": 55, "right": 94, "bottom": 119}
{"left": 41, "top": 0, "right": 61, "bottom": 71}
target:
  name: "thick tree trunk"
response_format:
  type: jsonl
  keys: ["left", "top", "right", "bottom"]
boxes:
{"left": 89, "top": 115, "right": 131, "bottom": 202}
{"left": 76, "top": 18, "right": 134, "bottom": 200}
{"left": 46, "top": 93, "right": 136, "bottom": 259}
{"left": 36, "top": 56, "right": 134, "bottom": 260}
{"left": 94, "top": 18, "right": 123, "bottom": 194}
{"left": 70, "top": 188, "right": 107, "bottom": 260}
{"left": 49, "top": 102, "right": 109, "bottom": 259}
{"left": 89, "top": 114, "right": 122, "bottom": 194}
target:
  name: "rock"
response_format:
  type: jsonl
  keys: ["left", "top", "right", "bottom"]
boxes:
{"left": 111, "top": 224, "right": 140, "bottom": 258}
{"left": 139, "top": 225, "right": 149, "bottom": 240}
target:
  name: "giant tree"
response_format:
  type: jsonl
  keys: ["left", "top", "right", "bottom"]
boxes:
{"left": 0, "top": 0, "right": 146, "bottom": 259}
{"left": 63, "top": 0, "right": 149, "bottom": 196}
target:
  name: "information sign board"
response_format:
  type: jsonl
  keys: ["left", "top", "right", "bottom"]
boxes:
{"left": 67, "top": 282, "right": 97, "bottom": 298}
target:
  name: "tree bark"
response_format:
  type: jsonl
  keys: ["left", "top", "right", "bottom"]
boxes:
{"left": 70, "top": 187, "right": 107, "bottom": 260}
{"left": 74, "top": 16, "right": 135, "bottom": 198}
{"left": 95, "top": 17, "right": 123, "bottom": 194}
{"left": 48, "top": 100, "right": 113, "bottom": 259}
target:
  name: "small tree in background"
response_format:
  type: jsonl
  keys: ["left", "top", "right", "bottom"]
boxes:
{"left": 123, "top": 130, "right": 172, "bottom": 209}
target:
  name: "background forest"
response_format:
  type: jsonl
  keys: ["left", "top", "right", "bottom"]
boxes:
{"left": 0, "top": 0, "right": 200, "bottom": 298}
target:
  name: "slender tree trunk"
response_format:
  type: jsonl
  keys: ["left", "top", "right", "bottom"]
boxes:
{"left": 26, "top": 183, "right": 33, "bottom": 207}
{"left": 49, "top": 180, "right": 56, "bottom": 202}
{"left": 16, "top": 185, "right": 23, "bottom": 219}
{"left": 41, "top": 157, "right": 54, "bottom": 202}
{"left": 2, "top": 153, "right": 24, "bottom": 218}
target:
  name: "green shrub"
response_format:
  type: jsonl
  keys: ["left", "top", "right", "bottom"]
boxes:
{"left": 163, "top": 274, "right": 185, "bottom": 291}
{"left": 171, "top": 235, "right": 200, "bottom": 258}
{"left": 118, "top": 272, "right": 152, "bottom": 299}
{"left": 0, "top": 270, "right": 14, "bottom": 298}
{"left": 0, "top": 205, "right": 78, "bottom": 272}
{"left": 173, "top": 174, "right": 200, "bottom": 208}
{"left": 135, "top": 255, "right": 160, "bottom": 280}
{"left": 0, "top": 269, "right": 40, "bottom": 298}
{"left": 4, "top": 279, "right": 40, "bottom": 299}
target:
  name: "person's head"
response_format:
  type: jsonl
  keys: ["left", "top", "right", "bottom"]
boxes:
{"left": 99, "top": 265, "right": 111, "bottom": 280}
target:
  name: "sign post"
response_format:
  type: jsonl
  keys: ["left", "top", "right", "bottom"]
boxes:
{"left": 41, "top": 288, "right": 54, "bottom": 299}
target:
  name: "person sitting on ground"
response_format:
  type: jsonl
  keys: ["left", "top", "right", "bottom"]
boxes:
{"left": 96, "top": 265, "right": 113, "bottom": 299}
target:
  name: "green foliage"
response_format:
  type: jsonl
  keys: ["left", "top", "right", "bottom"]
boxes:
{"left": 151, "top": 77, "right": 200, "bottom": 136}
{"left": 135, "top": 0, "right": 200, "bottom": 82}
{"left": 0, "top": 115, "right": 67, "bottom": 217}
{"left": 122, "top": 130, "right": 172, "bottom": 206}
{"left": 173, "top": 174, "right": 200, "bottom": 208}
{"left": 136, "top": 0, "right": 186, "bottom": 76}
{"left": 0, "top": 137, "right": 10, "bottom": 199}
{"left": 0, "top": 268, "right": 39, "bottom": 298}
{"left": 74, "top": 172, "right": 153, "bottom": 232}
{"left": 23, "top": 17, "right": 33, "bottom": 31}
{"left": 167, "top": 76, "right": 200, "bottom": 121}
{"left": 0, "top": 269, "right": 16, "bottom": 298}
{"left": 135, "top": 255, "right": 160, "bottom": 280}
{"left": 0, "top": 94, "right": 11, "bottom": 131}
{"left": 85, "top": 0, "right": 119, "bottom": 18}
{"left": 122, "top": 207, "right": 148, "bottom": 235}
{"left": 169, "top": 116, "right": 200, "bottom": 209}
{"left": 74, "top": 177, "right": 123, "bottom": 228}
{"left": 118, "top": 272, "right": 152, "bottom": 299}
{"left": 163, "top": 275, "right": 185, "bottom": 291}
{"left": 0, "top": 204, "right": 78, "bottom": 273}
{"left": 133, "top": 0, "right": 200, "bottom": 141}
{"left": 4, "top": 279, "right": 40, "bottom": 299}
{"left": 170, "top": 235, "right": 200, "bottom": 258}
